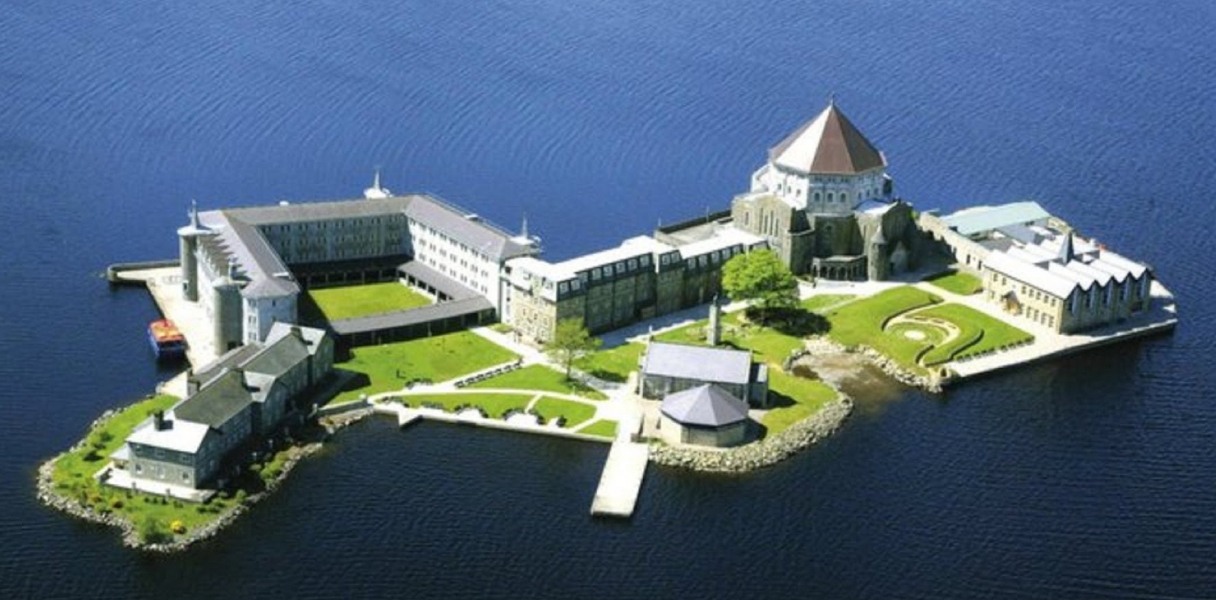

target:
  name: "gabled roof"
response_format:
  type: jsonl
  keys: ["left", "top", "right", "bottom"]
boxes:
{"left": 642, "top": 341, "right": 753, "bottom": 385}
{"left": 240, "top": 332, "right": 309, "bottom": 378}
{"left": 404, "top": 196, "right": 533, "bottom": 263}
{"left": 126, "top": 416, "right": 211, "bottom": 454}
{"left": 660, "top": 384, "right": 749, "bottom": 428}
{"left": 769, "top": 102, "right": 886, "bottom": 176}
{"left": 174, "top": 369, "right": 252, "bottom": 429}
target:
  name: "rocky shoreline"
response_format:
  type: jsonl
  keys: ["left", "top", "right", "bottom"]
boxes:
{"left": 650, "top": 396, "right": 854, "bottom": 473}
{"left": 793, "top": 336, "right": 943, "bottom": 393}
{"left": 35, "top": 403, "right": 375, "bottom": 553}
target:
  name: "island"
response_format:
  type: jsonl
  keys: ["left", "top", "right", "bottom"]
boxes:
{"left": 38, "top": 100, "right": 1177, "bottom": 551}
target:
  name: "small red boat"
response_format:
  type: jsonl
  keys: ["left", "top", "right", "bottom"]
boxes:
{"left": 148, "top": 319, "right": 186, "bottom": 359}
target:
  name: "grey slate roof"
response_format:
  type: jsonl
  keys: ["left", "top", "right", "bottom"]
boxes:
{"left": 223, "top": 196, "right": 413, "bottom": 225}
{"left": 240, "top": 333, "right": 309, "bottom": 378}
{"left": 174, "top": 369, "right": 252, "bottom": 429}
{"left": 403, "top": 195, "right": 532, "bottom": 262}
{"left": 642, "top": 341, "right": 753, "bottom": 385}
{"left": 397, "top": 260, "right": 479, "bottom": 300}
{"left": 660, "top": 384, "right": 749, "bottom": 428}
{"left": 266, "top": 322, "right": 328, "bottom": 356}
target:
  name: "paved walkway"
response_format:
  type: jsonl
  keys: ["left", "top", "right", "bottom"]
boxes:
{"left": 122, "top": 265, "right": 220, "bottom": 368}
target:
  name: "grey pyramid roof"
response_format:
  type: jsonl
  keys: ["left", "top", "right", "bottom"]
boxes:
{"left": 660, "top": 384, "right": 749, "bottom": 428}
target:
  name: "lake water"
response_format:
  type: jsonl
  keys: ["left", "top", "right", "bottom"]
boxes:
{"left": 2, "top": 0, "right": 1214, "bottom": 597}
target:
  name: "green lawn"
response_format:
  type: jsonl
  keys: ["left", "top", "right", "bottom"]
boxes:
{"left": 825, "top": 286, "right": 942, "bottom": 371}
{"left": 801, "top": 294, "right": 857, "bottom": 313}
{"left": 579, "top": 419, "right": 618, "bottom": 439}
{"left": 469, "top": 364, "right": 606, "bottom": 400}
{"left": 333, "top": 331, "right": 518, "bottom": 403}
{"left": 573, "top": 342, "right": 645, "bottom": 383}
{"left": 49, "top": 394, "right": 243, "bottom": 542}
{"left": 925, "top": 270, "right": 984, "bottom": 295}
{"left": 402, "top": 392, "right": 535, "bottom": 418}
{"left": 532, "top": 396, "right": 598, "bottom": 428}
{"left": 911, "top": 303, "right": 1034, "bottom": 365}
{"left": 762, "top": 370, "right": 839, "bottom": 435}
{"left": 653, "top": 312, "right": 805, "bottom": 367}
{"left": 307, "top": 282, "right": 432, "bottom": 321}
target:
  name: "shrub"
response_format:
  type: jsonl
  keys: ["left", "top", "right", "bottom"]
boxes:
{"left": 170, "top": 520, "right": 186, "bottom": 535}
{"left": 139, "top": 520, "right": 171, "bottom": 544}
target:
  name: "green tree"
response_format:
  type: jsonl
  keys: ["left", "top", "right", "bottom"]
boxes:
{"left": 545, "top": 318, "right": 602, "bottom": 379}
{"left": 721, "top": 249, "right": 799, "bottom": 325}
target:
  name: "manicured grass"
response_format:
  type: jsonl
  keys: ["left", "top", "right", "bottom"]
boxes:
{"left": 574, "top": 342, "right": 645, "bottom": 383}
{"left": 49, "top": 394, "right": 242, "bottom": 542}
{"left": 402, "top": 392, "right": 535, "bottom": 418}
{"left": 825, "top": 286, "right": 942, "bottom": 371}
{"left": 469, "top": 364, "right": 607, "bottom": 400}
{"left": 800, "top": 294, "right": 857, "bottom": 313}
{"left": 532, "top": 396, "right": 598, "bottom": 428}
{"left": 925, "top": 270, "right": 984, "bottom": 295}
{"left": 911, "top": 303, "right": 1034, "bottom": 365}
{"left": 762, "top": 370, "right": 839, "bottom": 435}
{"left": 579, "top": 419, "right": 618, "bottom": 439}
{"left": 308, "top": 282, "right": 432, "bottom": 321}
{"left": 653, "top": 312, "right": 805, "bottom": 367}
{"left": 333, "top": 331, "right": 518, "bottom": 403}
{"left": 489, "top": 323, "right": 513, "bottom": 334}
{"left": 887, "top": 322, "right": 948, "bottom": 347}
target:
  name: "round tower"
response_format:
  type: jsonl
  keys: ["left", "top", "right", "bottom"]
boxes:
{"left": 177, "top": 201, "right": 207, "bottom": 302}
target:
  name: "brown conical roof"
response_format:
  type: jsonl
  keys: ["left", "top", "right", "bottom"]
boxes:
{"left": 769, "top": 101, "right": 886, "bottom": 175}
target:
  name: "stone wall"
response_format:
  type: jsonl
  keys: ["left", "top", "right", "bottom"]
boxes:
{"left": 649, "top": 397, "right": 853, "bottom": 473}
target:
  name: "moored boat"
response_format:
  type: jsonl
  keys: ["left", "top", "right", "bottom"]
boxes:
{"left": 148, "top": 319, "right": 186, "bottom": 359}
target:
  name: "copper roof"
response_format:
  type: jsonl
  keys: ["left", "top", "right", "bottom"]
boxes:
{"left": 769, "top": 102, "right": 886, "bottom": 175}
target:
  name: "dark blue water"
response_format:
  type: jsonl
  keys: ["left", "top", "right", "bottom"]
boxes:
{"left": 2, "top": 0, "right": 1214, "bottom": 597}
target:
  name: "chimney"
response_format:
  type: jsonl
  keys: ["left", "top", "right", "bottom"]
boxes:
{"left": 186, "top": 369, "right": 200, "bottom": 396}
{"left": 153, "top": 410, "right": 168, "bottom": 431}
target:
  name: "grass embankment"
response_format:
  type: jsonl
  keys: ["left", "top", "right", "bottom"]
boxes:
{"left": 761, "top": 371, "right": 839, "bottom": 434}
{"left": 398, "top": 393, "right": 535, "bottom": 418}
{"left": 653, "top": 311, "right": 804, "bottom": 366}
{"left": 913, "top": 304, "right": 1033, "bottom": 365}
{"left": 398, "top": 391, "right": 600, "bottom": 428}
{"left": 925, "top": 270, "right": 984, "bottom": 295}
{"left": 333, "top": 331, "right": 518, "bottom": 404}
{"left": 533, "top": 397, "right": 598, "bottom": 428}
{"left": 307, "top": 282, "right": 432, "bottom": 321}
{"left": 469, "top": 364, "right": 607, "bottom": 400}
{"left": 825, "top": 286, "right": 943, "bottom": 371}
{"left": 579, "top": 420, "right": 618, "bottom": 439}
{"left": 573, "top": 342, "right": 644, "bottom": 383}
{"left": 800, "top": 294, "right": 857, "bottom": 312}
{"left": 49, "top": 394, "right": 241, "bottom": 543}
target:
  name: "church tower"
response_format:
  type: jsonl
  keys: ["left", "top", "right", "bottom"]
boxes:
{"left": 750, "top": 99, "right": 891, "bottom": 215}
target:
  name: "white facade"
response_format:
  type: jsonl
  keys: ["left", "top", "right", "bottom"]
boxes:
{"left": 752, "top": 165, "right": 888, "bottom": 214}
{"left": 406, "top": 217, "right": 505, "bottom": 310}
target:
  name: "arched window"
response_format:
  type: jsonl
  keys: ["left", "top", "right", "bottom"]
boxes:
{"left": 813, "top": 192, "right": 821, "bottom": 203}
{"left": 841, "top": 192, "right": 849, "bottom": 204}
{"left": 827, "top": 192, "right": 834, "bottom": 203}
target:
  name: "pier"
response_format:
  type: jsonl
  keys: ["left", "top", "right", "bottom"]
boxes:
{"left": 590, "top": 441, "right": 649, "bottom": 518}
